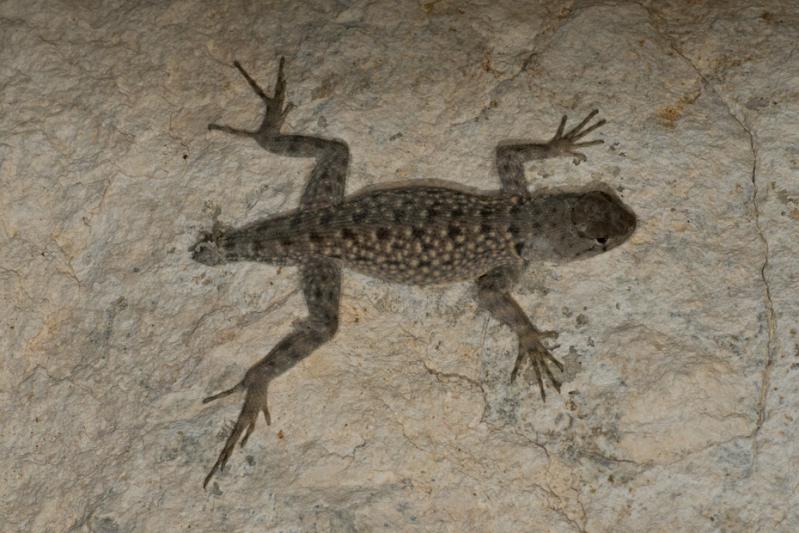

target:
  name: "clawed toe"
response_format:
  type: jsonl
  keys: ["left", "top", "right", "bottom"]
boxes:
{"left": 545, "top": 350, "right": 564, "bottom": 372}
{"left": 563, "top": 109, "right": 605, "bottom": 141}
{"left": 202, "top": 382, "right": 244, "bottom": 404}
{"left": 536, "top": 330, "right": 559, "bottom": 340}
{"left": 547, "top": 110, "right": 606, "bottom": 163}
{"left": 511, "top": 334, "right": 564, "bottom": 402}
{"left": 207, "top": 57, "right": 294, "bottom": 141}
{"left": 202, "top": 378, "right": 272, "bottom": 488}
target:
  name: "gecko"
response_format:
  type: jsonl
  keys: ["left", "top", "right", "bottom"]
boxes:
{"left": 190, "top": 57, "right": 636, "bottom": 488}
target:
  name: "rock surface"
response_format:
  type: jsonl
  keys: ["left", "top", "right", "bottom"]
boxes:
{"left": 2, "top": 1, "right": 797, "bottom": 531}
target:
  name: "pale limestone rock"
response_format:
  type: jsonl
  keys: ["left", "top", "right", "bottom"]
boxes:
{"left": 2, "top": 1, "right": 797, "bottom": 531}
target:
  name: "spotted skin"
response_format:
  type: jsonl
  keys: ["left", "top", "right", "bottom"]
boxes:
{"left": 191, "top": 58, "right": 637, "bottom": 487}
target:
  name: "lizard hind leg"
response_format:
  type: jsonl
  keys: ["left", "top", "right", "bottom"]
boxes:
{"left": 207, "top": 57, "right": 294, "bottom": 140}
{"left": 200, "top": 258, "right": 341, "bottom": 488}
{"left": 201, "top": 370, "right": 272, "bottom": 489}
{"left": 207, "top": 57, "right": 350, "bottom": 209}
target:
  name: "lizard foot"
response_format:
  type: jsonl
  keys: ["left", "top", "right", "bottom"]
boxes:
{"left": 201, "top": 367, "right": 272, "bottom": 488}
{"left": 511, "top": 330, "right": 563, "bottom": 401}
{"left": 546, "top": 109, "right": 607, "bottom": 164}
{"left": 208, "top": 57, "right": 295, "bottom": 138}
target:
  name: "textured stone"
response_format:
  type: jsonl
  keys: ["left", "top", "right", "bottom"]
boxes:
{"left": 2, "top": 1, "right": 797, "bottom": 531}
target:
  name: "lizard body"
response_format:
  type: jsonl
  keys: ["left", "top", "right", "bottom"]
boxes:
{"left": 196, "top": 186, "right": 631, "bottom": 285}
{"left": 191, "top": 58, "right": 636, "bottom": 487}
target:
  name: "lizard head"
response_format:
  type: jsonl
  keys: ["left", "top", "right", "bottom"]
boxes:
{"left": 527, "top": 187, "right": 636, "bottom": 262}
{"left": 570, "top": 189, "right": 636, "bottom": 252}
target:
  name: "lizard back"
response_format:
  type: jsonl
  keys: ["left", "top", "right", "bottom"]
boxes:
{"left": 216, "top": 186, "right": 525, "bottom": 285}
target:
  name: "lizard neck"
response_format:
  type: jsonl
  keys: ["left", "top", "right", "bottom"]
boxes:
{"left": 511, "top": 194, "right": 571, "bottom": 262}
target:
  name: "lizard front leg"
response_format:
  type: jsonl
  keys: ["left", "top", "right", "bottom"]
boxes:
{"left": 495, "top": 109, "right": 606, "bottom": 195}
{"left": 202, "top": 258, "right": 341, "bottom": 487}
{"left": 476, "top": 266, "right": 562, "bottom": 401}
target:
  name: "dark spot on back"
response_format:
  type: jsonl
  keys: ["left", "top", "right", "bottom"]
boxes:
{"left": 429, "top": 202, "right": 444, "bottom": 216}
{"left": 510, "top": 205, "right": 522, "bottom": 215}
{"left": 508, "top": 225, "right": 519, "bottom": 235}
{"left": 280, "top": 237, "right": 293, "bottom": 246}
{"left": 419, "top": 260, "right": 431, "bottom": 268}
{"left": 309, "top": 232, "right": 323, "bottom": 242}
{"left": 422, "top": 242, "right": 434, "bottom": 252}
{"left": 481, "top": 207, "right": 494, "bottom": 217}
{"left": 448, "top": 225, "right": 462, "bottom": 238}
{"left": 319, "top": 213, "right": 333, "bottom": 225}
{"left": 451, "top": 208, "right": 464, "bottom": 218}
{"left": 412, "top": 226, "right": 425, "bottom": 239}
{"left": 515, "top": 242, "right": 525, "bottom": 255}
{"left": 341, "top": 228, "right": 355, "bottom": 240}
{"left": 393, "top": 209, "right": 404, "bottom": 222}
{"left": 481, "top": 224, "right": 492, "bottom": 234}
{"left": 352, "top": 211, "right": 367, "bottom": 223}
{"left": 376, "top": 227, "right": 390, "bottom": 240}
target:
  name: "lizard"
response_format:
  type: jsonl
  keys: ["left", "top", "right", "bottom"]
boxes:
{"left": 190, "top": 57, "right": 637, "bottom": 488}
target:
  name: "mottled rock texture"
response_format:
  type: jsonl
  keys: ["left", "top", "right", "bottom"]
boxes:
{"left": 2, "top": 1, "right": 797, "bottom": 531}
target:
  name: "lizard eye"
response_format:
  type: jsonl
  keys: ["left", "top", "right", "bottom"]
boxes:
{"left": 596, "top": 237, "right": 608, "bottom": 244}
